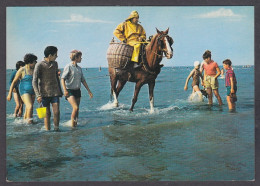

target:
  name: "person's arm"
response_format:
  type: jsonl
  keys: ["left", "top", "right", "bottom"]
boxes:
{"left": 200, "top": 61, "right": 204, "bottom": 74}
{"left": 60, "top": 65, "right": 70, "bottom": 97}
{"left": 61, "top": 79, "right": 69, "bottom": 97}
{"left": 184, "top": 70, "right": 194, "bottom": 91}
{"left": 32, "top": 63, "right": 42, "bottom": 103}
{"left": 7, "top": 69, "right": 22, "bottom": 101}
{"left": 9, "top": 71, "right": 16, "bottom": 87}
{"left": 139, "top": 25, "right": 146, "bottom": 41}
{"left": 55, "top": 62, "right": 63, "bottom": 96}
{"left": 215, "top": 67, "right": 221, "bottom": 79}
{"left": 199, "top": 71, "right": 204, "bottom": 87}
{"left": 230, "top": 76, "right": 235, "bottom": 94}
{"left": 82, "top": 80, "right": 93, "bottom": 98}
{"left": 113, "top": 22, "right": 126, "bottom": 42}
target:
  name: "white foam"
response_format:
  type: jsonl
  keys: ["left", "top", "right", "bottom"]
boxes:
{"left": 188, "top": 92, "right": 204, "bottom": 103}
{"left": 110, "top": 105, "right": 177, "bottom": 119}
{"left": 98, "top": 101, "right": 126, "bottom": 111}
{"left": 6, "top": 114, "right": 16, "bottom": 119}
{"left": 60, "top": 120, "right": 72, "bottom": 127}
{"left": 146, "top": 106, "right": 176, "bottom": 115}
{"left": 12, "top": 118, "right": 27, "bottom": 125}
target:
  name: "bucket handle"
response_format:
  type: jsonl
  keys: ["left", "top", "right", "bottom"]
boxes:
{"left": 38, "top": 103, "right": 44, "bottom": 108}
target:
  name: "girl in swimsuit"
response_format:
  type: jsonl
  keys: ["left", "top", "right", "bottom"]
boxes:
{"left": 184, "top": 61, "right": 204, "bottom": 101}
{"left": 9, "top": 61, "right": 25, "bottom": 117}
{"left": 7, "top": 54, "right": 37, "bottom": 124}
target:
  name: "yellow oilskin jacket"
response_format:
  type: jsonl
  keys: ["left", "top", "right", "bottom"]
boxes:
{"left": 113, "top": 21, "right": 146, "bottom": 62}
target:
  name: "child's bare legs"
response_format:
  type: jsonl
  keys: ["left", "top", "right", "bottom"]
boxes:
{"left": 44, "top": 105, "right": 51, "bottom": 130}
{"left": 21, "top": 94, "right": 35, "bottom": 124}
{"left": 44, "top": 102, "right": 60, "bottom": 131}
{"left": 52, "top": 102, "right": 60, "bottom": 130}
{"left": 213, "top": 89, "right": 223, "bottom": 106}
{"left": 24, "top": 109, "right": 27, "bottom": 120}
{"left": 67, "top": 96, "right": 80, "bottom": 127}
{"left": 206, "top": 88, "right": 213, "bottom": 105}
{"left": 18, "top": 99, "right": 23, "bottom": 117}
{"left": 226, "top": 96, "right": 236, "bottom": 111}
{"left": 193, "top": 85, "right": 203, "bottom": 101}
{"left": 13, "top": 92, "right": 22, "bottom": 117}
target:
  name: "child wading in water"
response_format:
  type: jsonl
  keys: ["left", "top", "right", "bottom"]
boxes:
{"left": 33, "top": 46, "right": 62, "bottom": 131}
{"left": 184, "top": 61, "right": 204, "bottom": 101}
{"left": 7, "top": 54, "right": 37, "bottom": 123}
{"left": 61, "top": 50, "right": 93, "bottom": 127}
{"left": 8, "top": 61, "right": 25, "bottom": 117}
{"left": 223, "top": 59, "right": 237, "bottom": 111}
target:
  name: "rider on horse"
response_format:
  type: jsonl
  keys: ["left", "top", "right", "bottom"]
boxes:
{"left": 113, "top": 10, "right": 146, "bottom": 68}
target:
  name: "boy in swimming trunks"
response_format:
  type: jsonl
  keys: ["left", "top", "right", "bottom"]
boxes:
{"left": 184, "top": 61, "right": 204, "bottom": 101}
{"left": 61, "top": 50, "right": 93, "bottom": 127}
{"left": 33, "top": 46, "right": 63, "bottom": 131}
{"left": 223, "top": 59, "right": 237, "bottom": 111}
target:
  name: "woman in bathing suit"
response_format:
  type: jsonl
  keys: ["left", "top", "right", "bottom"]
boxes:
{"left": 7, "top": 53, "right": 37, "bottom": 124}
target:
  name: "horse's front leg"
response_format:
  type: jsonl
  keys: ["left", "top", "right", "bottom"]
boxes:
{"left": 130, "top": 81, "right": 144, "bottom": 112}
{"left": 148, "top": 80, "right": 155, "bottom": 113}
{"left": 116, "top": 80, "right": 127, "bottom": 97}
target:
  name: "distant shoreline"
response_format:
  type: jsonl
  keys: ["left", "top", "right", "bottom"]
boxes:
{"left": 5, "top": 65, "right": 254, "bottom": 70}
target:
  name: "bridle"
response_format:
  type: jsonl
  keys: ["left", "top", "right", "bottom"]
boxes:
{"left": 152, "top": 34, "right": 173, "bottom": 58}
{"left": 141, "top": 33, "right": 173, "bottom": 75}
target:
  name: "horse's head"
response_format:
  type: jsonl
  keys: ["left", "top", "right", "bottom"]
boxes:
{"left": 155, "top": 28, "right": 174, "bottom": 59}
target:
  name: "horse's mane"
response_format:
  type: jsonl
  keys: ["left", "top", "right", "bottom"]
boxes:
{"left": 147, "top": 34, "right": 159, "bottom": 51}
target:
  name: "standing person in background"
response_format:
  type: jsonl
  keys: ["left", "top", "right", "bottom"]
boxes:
{"left": 201, "top": 50, "right": 223, "bottom": 106}
{"left": 7, "top": 54, "right": 37, "bottom": 124}
{"left": 61, "top": 50, "right": 93, "bottom": 127}
{"left": 113, "top": 10, "right": 146, "bottom": 68}
{"left": 223, "top": 59, "right": 237, "bottom": 111}
{"left": 8, "top": 61, "right": 25, "bottom": 117}
{"left": 33, "top": 46, "right": 63, "bottom": 131}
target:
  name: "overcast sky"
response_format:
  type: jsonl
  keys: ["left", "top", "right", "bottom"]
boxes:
{"left": 6, "top": 6, "right": 254, "bottom": 68}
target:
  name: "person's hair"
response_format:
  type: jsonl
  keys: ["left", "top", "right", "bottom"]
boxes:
{"left": 16, "top": 61, "right": 25, "bottom": 70}
{"left": 44, "top": 46, "right": 58, "bottom": 58}
{"left": 70, "top": 50, "right": 82, "bottom": 61}
{"left": 203, "top": 50, "right": 211, "bottom": 60}
{"left": 24, "top": 53, "right": 38, "bottom": 64}
{"left": 223, "top": 59, "right": 232, "bottom": 66}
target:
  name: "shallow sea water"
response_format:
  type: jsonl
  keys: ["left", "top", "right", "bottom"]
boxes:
{"left": 6, "top": 66, "right": 254, "bottom": 181}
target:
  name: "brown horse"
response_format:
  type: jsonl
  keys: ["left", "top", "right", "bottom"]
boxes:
{"left": 108, "top": 28, "right": 174, "bottom": 112}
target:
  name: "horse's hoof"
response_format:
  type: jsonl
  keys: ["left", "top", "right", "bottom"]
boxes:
{"left": 114, "top": 103, "right": 118, "bottom": 107}
{"left": 150, "top": 109, "right": 155, "bottom": 113}
{"left": 129, "top": 109, "right": 133, "bottom": 112}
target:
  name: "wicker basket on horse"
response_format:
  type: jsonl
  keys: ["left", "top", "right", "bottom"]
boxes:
{"left": 107, "top": 42, "right": 134, "bottom": 69}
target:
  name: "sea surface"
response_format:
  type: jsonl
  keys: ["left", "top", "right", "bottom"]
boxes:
{"left": 6, "top": 66, "right": 254, "bottom": 181}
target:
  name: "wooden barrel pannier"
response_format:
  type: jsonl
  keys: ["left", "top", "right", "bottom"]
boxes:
{"left": 107, "top": 42, "right": 134, "bottom": 69}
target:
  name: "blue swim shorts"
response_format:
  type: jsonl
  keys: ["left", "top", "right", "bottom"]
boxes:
{"left": 42, "top": 96, "right": 60, "bottom": 107}
{"left": 226, "top": 86, "right": 237, "bottom": 96}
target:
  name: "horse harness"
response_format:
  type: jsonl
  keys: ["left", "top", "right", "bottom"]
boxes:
{"left": 140, "top": 34, "right": 173, "bottom": 75}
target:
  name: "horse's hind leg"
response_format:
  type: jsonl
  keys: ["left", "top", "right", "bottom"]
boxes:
{"left": 148, "top": 80, "right": 155, "bottom": 113}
